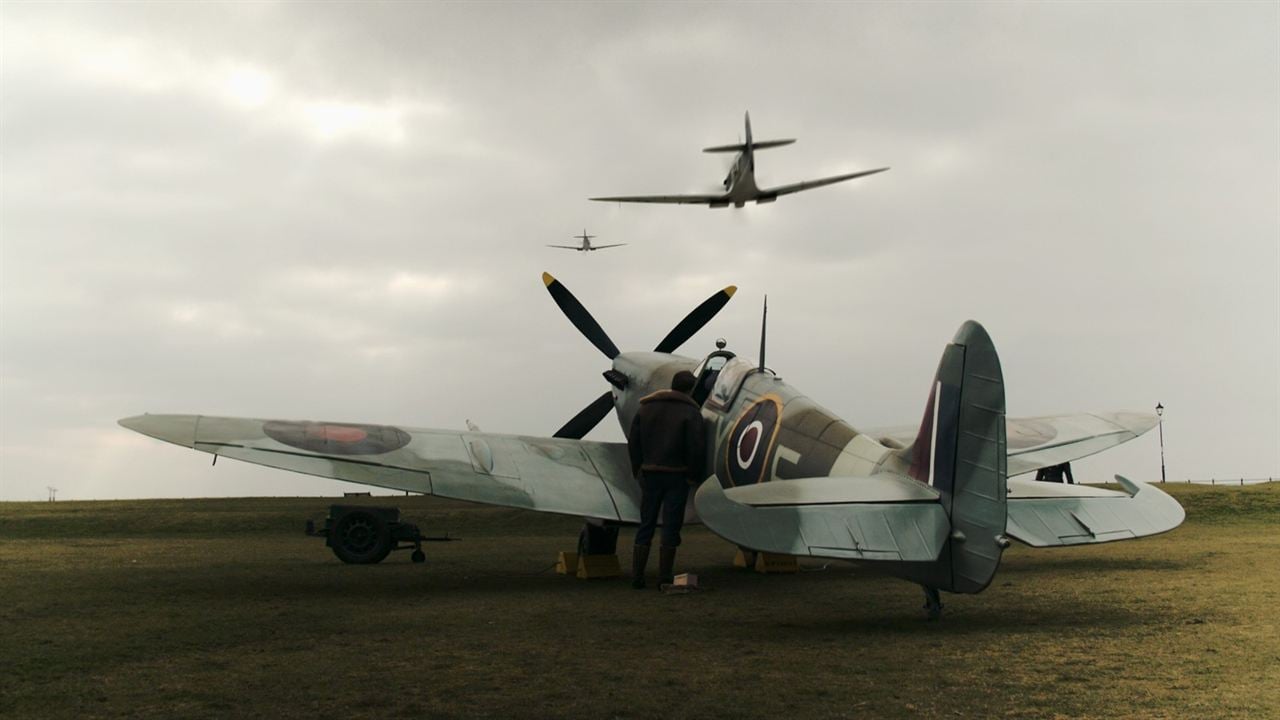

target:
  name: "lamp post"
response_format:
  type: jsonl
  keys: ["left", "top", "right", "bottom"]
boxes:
{"left": 1155, "top": 403, "right": 1166, "bottom": 484}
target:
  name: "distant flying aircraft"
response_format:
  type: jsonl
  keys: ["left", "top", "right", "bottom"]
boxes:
{"left": 548, "top": 230, "right": 626, "bottom": 252}
{"left": 590, "top": 112, "right": 889, "bottom": 208}
{"left": 120, "top": 274, "right": 1183, "bottom": 618}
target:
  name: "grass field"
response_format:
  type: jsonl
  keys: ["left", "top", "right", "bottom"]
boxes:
{"left": 2, "top": 483, "right": 1277, "bottom": 719}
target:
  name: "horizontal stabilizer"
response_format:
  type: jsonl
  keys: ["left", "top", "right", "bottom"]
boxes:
{"left": 702, "top": 139, "right": 795, "bottom": 153}
{"left": 725, "top": 474, "right": 940, "bottom": 506}
{"left": 695, "top": 477, "right": 948, "bottom": 562}
{"left": 1006, "top": 475, "right": 1185, "bottom": 547}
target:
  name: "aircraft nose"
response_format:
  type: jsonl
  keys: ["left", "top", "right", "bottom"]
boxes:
{"left": 118, "top": 413, "right": 199, "bottom": 447}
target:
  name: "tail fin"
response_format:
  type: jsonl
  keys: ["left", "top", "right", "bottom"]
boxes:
{"left": 900, "top": 321, "right": 1008, "bottom": 593}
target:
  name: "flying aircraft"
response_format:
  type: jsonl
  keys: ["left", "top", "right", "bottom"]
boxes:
{"left": 590, "top": 112, "right": 890, "bottom": 208}
{"left": 548, "top": 230, "right": 625, "bottom": 252}
{"left": 119, "top": 274, "right": 1183, "bottom": 617}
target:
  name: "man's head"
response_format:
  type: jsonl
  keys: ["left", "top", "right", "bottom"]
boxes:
{"left": 671, "top": 370, "right": 697, "bottom": 395}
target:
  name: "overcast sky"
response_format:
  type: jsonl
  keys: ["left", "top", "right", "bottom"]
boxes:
{"left": 1, "top": 2, "right": 1276, "bottom": 501}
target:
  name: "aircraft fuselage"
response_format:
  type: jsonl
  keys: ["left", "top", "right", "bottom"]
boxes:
{"left": 720, "top": 151, "right": 764, "bottom": 208}
{"left": 607, "top": 351, "right": 904, "bottom": 492}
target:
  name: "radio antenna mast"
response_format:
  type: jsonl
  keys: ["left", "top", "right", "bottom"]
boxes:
{"left": 758, "top": 295, "right": 768, "bottom": 372}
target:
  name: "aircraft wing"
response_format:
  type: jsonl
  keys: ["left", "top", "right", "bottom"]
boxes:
{"left": 869, "top": 412, "right": 1159, "bottom": 477}
{"left": 589, "top": 192, "right": 727, "bottom": 205}
{"left": 694, "top": 474, "right": 950, "bottom": 562}
{"left": 590, "top": 243, "right": 627, "bottom": 250}
{"left": 546, "top": 245, "right": 582, "bottom": 250}
{"left": 1006, "top": 475, "right": 1184, "bottom": 546}
{"left": 119, "top": 414, "right": 643, "bottom": 522}
{"left": 758, "top": 167, "right": 889, "bottom": 199}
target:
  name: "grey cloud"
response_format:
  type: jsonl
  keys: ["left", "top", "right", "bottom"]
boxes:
{"left": 1, "top": 2, "right": 1275, "bottom": 500}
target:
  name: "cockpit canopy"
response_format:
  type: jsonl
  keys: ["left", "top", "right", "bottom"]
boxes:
{"left": 692, "top": 351, "right": 762, "bottom": 410}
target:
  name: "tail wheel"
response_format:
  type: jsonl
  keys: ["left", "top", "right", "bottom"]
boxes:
{"left": 330, "top": 510, "right": 392, "bottom": 564}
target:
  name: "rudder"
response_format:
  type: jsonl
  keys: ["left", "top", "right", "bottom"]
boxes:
{"left": 903, "top": 321, "right": 1008, "bottom": 593}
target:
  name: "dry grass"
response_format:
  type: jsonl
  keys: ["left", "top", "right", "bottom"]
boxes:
{"left": 1, "top": 484, "right": 1277, "bottom": 719}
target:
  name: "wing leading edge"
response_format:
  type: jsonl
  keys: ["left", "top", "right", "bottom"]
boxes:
{"left": 119, "top": 414, "right": 642, "bottom": 522}
{"left": 590, "top": 166, "right": 888, "bottom": 205}
{"left": 870, "top": 411, "right": 1159, "bottom": 477}
{"left": 758, "top": 166, "right": 890, "bottom": 199}
{"left": 588, "top": 193, "right": 727, "bottom": 205}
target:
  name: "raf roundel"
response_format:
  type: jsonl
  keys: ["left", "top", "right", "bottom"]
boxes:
{"left": 736, "top": 420, "right": 765, "bottom": 469}
{"left": 722, "top": 396, "right": 782, "bottom": 487}
{"left": 264, "top": 421, "right": 411, "bottom": 456}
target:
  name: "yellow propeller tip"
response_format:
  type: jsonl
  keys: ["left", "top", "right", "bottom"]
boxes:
{"left": 542, "top": 272, "right": 556, "bottom": 287}
{"left": 724, "top": 285, "right": 738, "bottom": 297}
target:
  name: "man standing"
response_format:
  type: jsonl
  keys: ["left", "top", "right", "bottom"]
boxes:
{"left": 627, "top": 370, "right": 706, "bottom": 589}
{"left": 1035, "top": 462, "right": 1075, "bottom": 484}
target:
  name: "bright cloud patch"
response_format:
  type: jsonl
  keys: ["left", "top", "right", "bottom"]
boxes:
{"left": 275, "top": 267, "right": 482, "bottom": 303}
{"left": 220, "top": 65, "right": 276, "bottom": 108}
{"left": 385, "top": 271, "right": 455, "bottom": 298}
{"left": 6, "top": 17, "right": 450, "bottom": 148}
{"left": 303, "top": 100, "right": 411, "bottom": 145}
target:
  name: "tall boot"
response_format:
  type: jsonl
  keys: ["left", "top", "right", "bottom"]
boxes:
{"left": 631, "top": 544, "right": 650, "bottom": 589}
{"left": 658, "top": 545, "right": 677, "bottom": 587}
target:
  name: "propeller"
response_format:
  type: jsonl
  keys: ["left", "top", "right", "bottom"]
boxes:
{"left": 654, "top": 285, "right": 737, "bottom": 353}
{"left": 553, "top": 391, "right": 614, "bottom": 439}
{"left": 542, "top": 272, "right": 620, "bottom": 359}
{"left": 543, "top": 272, "right": 737, "bottom": 439}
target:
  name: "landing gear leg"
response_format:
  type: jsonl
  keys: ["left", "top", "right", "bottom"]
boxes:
{"left": 570, "top": 522, "right": 621, "bottom": 579}
{"left": 578, "top": 522, "right": 619, "bottom": 555}
{"left": 921, "top": 586, "right": 944, "bottom": 621}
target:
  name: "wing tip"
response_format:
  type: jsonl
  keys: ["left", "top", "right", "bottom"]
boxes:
{"left": 117, "top": 413, "right": 199, "bottom": 447}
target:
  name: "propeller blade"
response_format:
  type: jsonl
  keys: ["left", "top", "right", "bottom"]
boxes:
{"left": 542, "top": 272, "right": 620, "bottom": 360}
{"left": 553, "top": 391, "right": 615, "bottom": 439}
{"left": 653, "top": 285, "right": 738, "bottom": 354}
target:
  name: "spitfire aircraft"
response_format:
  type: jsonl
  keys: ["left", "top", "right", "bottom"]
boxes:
{"left": 548, "top": 230, "right": 625, "bottom": 252}
{"left": 119, "top": 274, "right": 1183, "bottom": 617}
{"left": 590, "top": 112, "right": 889, "bottom": 208}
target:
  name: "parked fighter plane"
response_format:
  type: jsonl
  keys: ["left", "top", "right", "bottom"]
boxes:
{"left": 590, "top": 112, "right": 889, "bottom": 208}
{"left": 548, "top": 230, "right": 625, "bottom": 252}
{"left": 119, "top": 275, "right": 1182, "bottom": 617}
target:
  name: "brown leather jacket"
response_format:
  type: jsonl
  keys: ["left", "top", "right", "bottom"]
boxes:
{"left": 627, "top": 390, "right": 706, "bottom": 482}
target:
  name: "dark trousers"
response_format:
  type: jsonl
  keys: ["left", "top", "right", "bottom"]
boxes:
{"left": 634, "top": 471, "right": 690, "bottom": 548}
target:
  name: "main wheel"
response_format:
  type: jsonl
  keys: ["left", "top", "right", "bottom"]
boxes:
{"left": 329, "top": 510, "right": 393, "bottom": 564}
{"left": 411, "top": 549, "right": 426, "bottom": 564}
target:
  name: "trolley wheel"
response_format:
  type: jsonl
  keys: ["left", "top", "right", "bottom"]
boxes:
{"left": 330, "top": 509, "right": 392, "bottom": 564}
